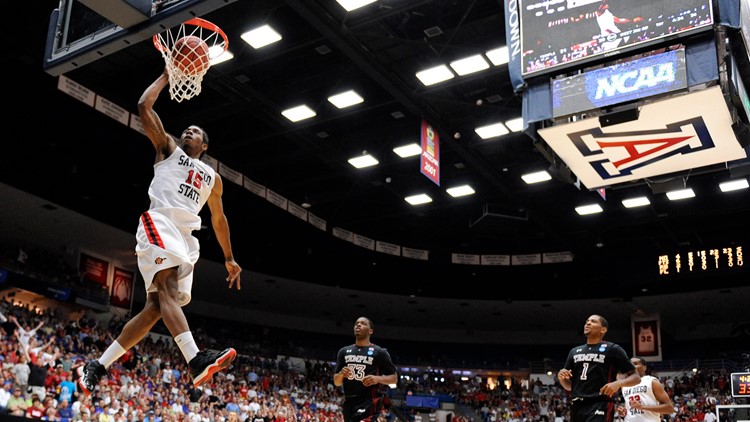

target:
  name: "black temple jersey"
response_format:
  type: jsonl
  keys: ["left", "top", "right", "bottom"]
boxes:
{"left": 335, "top": 343, "right": 397, "bottom": 399}
{"left": 564, "top": 341, "right": 635, "bottom": 400}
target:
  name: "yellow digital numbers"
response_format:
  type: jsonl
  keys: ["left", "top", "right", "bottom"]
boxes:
{"left": 658, "top": 246, "right": 744, "bottom": 275}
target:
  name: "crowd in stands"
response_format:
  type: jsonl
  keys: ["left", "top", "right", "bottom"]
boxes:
{"left": 400, "top": 366, "right": 745, "bottom": 422}
{"left": 0, "top": 295, "right": 744, "bottom": 422}
{"left": 0, "top": 243, "right": 747, "bottom": 421}
{"left": 0, "top": 298, "right": 352, "bottom": 422}
{"left": 0, "top": 245, "right": 79, "bottom": 287}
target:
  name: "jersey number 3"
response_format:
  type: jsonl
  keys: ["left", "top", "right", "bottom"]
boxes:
{"left": 347, "top": 364, "right": 366, "bottom": 381}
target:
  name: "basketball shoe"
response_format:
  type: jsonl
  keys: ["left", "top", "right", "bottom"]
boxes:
{"left": 77, "top": 360, "right": 107, "bottom": 396}
{"left": 189, "top": 348, "right": 237, "bottom": 386}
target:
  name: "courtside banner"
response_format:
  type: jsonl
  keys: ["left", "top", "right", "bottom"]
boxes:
{"left": 538, "top": 86, "right": 747, "bottom": 189}
{"left": 420, "top": 120, "right": 440, "bottom": 186}
{"left": 79, "top": 252, "right": 109, "bottom": 286}
{"left": 110, "top": 267, "right": 134, "bottom": 309}
{"left": 632, "top": 313, "right": 662, "bottom": 362}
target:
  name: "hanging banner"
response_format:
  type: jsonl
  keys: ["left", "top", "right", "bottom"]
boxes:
{"left": 503, "top": 0, "right": 525, "bottom": 93}
{"left": 79, "top": 252, "right": 109, "bottom": 286}
{"left": 631, "top": 313, "right": 662, "bottom": 362}
{"left": 110, "top": 267, "right": 135, "bottom": 309}
{"left": 420, "top": 120, "right": 440, "bottom": 186}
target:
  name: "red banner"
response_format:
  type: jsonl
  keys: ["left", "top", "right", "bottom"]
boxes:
{"left": 79, "top": 253, "right": 109, "bottom": 286}
{"left": 420, "top": 120, "right": 440, "bottom": 186}
{"left": 110, "top": 267, "right": 135, "bottom": 309}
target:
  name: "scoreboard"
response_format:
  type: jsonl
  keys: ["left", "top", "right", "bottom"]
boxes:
{"left": 519, "top": 0, "right": 713, "bottom": 77}
{"left": 731, "top": 372, "right": 750, "bottom": 398}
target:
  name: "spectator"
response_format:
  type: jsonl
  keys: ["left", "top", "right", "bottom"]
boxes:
{"left": 143, "top": 408, "right": 162, "bottom": 422}
{"left": 228, "top": 409, "right": 241, "bottom": 421}
{"left": 10, "top": 316, "right": 44, "bottom": 351}
{"left": 0, "top": 380, "right": 12, "bottom": 414}
{"left": 58, "top": 398, "right": 74, "bottom": 422}
{"left": 11, "top": 351, "right": 31, "bottom": 392}
{"left": 26, "top": 395, "right": 45, "bottom": 419}
{"left": 6, "top": 386, "right": 28, "bottom": 416}
{"left": 60, "top": 352, "right": 74, "bottom": 373}
{"left": 22, "top": 340, "right": 50, "bottom": 401}
{"left": 226, "top": 398, "right": 241, "bottom": 416}
{"left": 58, "top": 372, "right": 78, "bottom": 404}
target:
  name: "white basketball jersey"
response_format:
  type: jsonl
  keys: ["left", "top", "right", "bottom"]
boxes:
{"left": 638, "top": 326, "right": 656, "bottom": 353}
{"left": 622, "top": 375, "right": 660, "bottom": 422}
{"left": 147, "top": 146, "right": 216, "bottom": 230}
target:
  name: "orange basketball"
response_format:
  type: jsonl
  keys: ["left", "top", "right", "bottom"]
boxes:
{"left": 172, "top": 35, "right": 210, "bottom": 75}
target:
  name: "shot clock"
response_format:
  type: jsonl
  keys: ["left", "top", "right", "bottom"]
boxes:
{"left": 731, "top": 372, "right": 750, "bottom": 398}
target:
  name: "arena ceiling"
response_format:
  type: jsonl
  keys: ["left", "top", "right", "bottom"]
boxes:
{"left": 6, "top": 0, "right": 750, "bottom": 310}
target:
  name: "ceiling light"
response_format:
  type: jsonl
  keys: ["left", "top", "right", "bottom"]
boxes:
{"left": 449, "top": 54, "right": 490, "bottom": 76}
{"left": 315, "top": 44, "right": 332, "bottom": 55}
{"left": 719, "top": 178, "right": 749, "bottom": 192}
{"left": 666, "top": 188, "right": 695, "bottom": 200}
{"left": 575, "top": 204, "right": 603, "bottom": 215}
{"left": 446, "top": 185, "right": 475, "bottom": 197}
{"left": 392, "top": 143, "right": 422, "bottom": 158}
{"left": 424, "top": 26, "right": 443, "bottom": 37}
{"left": 281, "top": 105, "right": 316, "bottom": 122}
{"left": 336, "top": 0, "right": 377, "bottom": 11}
{"left": 240, "top": 24, "right": 282, "bottom": 49}
{"left": 416, "top": 65, "right": 454, "bottom": 86}
{"left": 504, "top": 117, "right": 524, "bottom": 132}
{"left": 348, "top": 154, "right": 379, "bottom": 169}
{"left": 405, "top": 194, "right": 432, "bottom": 205}
{"left": 327, "top": 90, "right": 364, "bottom": 109}
{"left": 474, "top": 123, "right": 509, "bottom": 139}
{"left": 485, "top": 46, "right": 509, "bottom": 66}
{"left": 521, "top": 170, "right": 552, "bottom": 184}
{"left": 622, "top": 196, "right": 651, "bottom": 208}
{"left": 208, "top": 48, "right": 233, "bottom": 65}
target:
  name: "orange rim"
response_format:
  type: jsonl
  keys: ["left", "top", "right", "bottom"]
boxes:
{"left": 152, "top": 17, "right": 228, "bottom": 53}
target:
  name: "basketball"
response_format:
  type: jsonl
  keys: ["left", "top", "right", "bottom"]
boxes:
{"left": 172, "top": 35, "right": 210, "bottom": 75}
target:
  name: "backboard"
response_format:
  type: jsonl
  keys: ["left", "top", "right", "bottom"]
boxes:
{"left": 43, "top": 0, "right": 237, "bottom": 76}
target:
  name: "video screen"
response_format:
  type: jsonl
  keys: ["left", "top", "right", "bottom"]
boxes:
{"left": 520, "top": 0, "right": 713, "bottom": 77}
{"left": 741, "top": 0, "right": 750, "bottom": 58}
{"left": 730, "top": 54, "right": 750, "bottom": 123}
{"left": 552, "top": 48, "right": 687, "bottom": 117}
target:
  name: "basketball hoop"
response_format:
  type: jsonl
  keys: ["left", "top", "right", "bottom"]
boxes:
{"left": 153, "top": 18, "right": 229, "bottom": 102}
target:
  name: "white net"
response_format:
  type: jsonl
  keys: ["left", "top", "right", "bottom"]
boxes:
{"left": 153, "top": 18, "right": 228, "bottom": 102}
